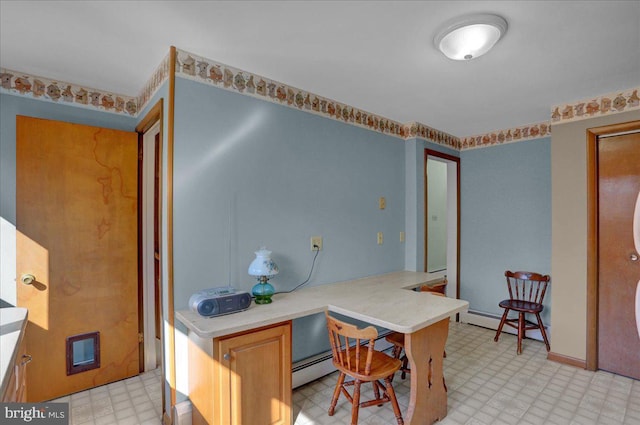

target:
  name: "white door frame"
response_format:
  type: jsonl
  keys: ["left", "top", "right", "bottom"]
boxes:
{"left": 425, "top": 149, "right": 459, "bottom": 301}
{"left": 142, "top": 120, "right": 160, "bottom": 371}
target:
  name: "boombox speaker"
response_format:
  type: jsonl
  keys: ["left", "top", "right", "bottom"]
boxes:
{"left": 188, "top": 287, "right": 252, "bottom": 317}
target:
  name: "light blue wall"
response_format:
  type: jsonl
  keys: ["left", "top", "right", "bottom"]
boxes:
{"left": 0, "top": 93, "right": 136, "bottom": 306}
{"left": 172, "top": 77, "right": 406, "bottom": 362}
{"left": 460, "top": 138, "right": 551, "bottom": 322}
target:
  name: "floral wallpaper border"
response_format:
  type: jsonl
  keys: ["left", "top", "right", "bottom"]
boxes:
{"left": 404, "top": 122, "right": 461, "bottom": 150}
{"left": 461, "top": 121, "right": 552, "bottom": 150}
{"left": 0, "top": 68, "right": 139, "bottom": 116}
{"left": 1, "top": 49, "right": 636, "bottom": 149}
{"left": 175, "top": 49, "right": 460, "bottom": 148}
{"left": 551, "top": 88, "right": 640, "bottom": 124}
{"left": 137, "top": 53, "right": 171, "bottom": 113}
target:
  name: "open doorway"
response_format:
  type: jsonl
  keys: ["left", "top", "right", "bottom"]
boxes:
{"left": 141, "top": 120, "right": 162, "bottom": 371}
{"left": 135, "top": 99, "right": 166, "bottom": 422}
{"left": 424, "top": 149, "right": 460, "bottom": 300}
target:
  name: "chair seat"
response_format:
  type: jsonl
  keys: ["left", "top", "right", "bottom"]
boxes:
{"left": 498, "top": 299, "right": 543, "bottom": 313}
{"left": 325, "top": 312, "right": 404, "bottom": 425}
{"left": 334, "top": 348, "right": 402, "bottom": 381}
{"left": 385, "top": 331, "right": 404, "bottom": 347}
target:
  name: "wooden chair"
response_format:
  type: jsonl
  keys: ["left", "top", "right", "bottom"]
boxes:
{"left": 385, "top": 279, "right": 448, "bottom": 384}
{"left": 325, "top": 311, "right": 404, "bottom": 425}
{"left": 494, "top": 270, "right": 551, "bottom": 354}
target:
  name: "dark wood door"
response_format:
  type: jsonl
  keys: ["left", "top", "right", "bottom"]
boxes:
{"left": 16, "top": 116, "right": 139, "bottom": 401}
{"left": 597, "top": 130, "right": 640, "bottom": 380}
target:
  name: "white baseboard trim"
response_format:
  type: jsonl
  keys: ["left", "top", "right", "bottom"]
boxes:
{"left": 459, "top": 310, "right": 549, "bottom": 342}
{"left": 173, "top": 400, "right": 192, "bottom": 425}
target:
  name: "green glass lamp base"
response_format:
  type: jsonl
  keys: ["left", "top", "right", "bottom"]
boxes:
{"left": 252, "top": 281, "right": 275, "bottom": 305}
{"left": 253, "top": 295, "right": 273, "bottom": 304}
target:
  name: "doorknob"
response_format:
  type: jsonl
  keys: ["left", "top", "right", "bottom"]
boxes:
{"left": 631, "top": 254, "right": 639, "bottom": 262}
{"left": 223, "top": 353, "right": 231, "bottom": 361}
{"left": 20, "top": 273, "right": 36, "bottom": 285}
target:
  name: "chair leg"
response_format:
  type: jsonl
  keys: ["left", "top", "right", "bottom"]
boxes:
{"left": 372, "top": 379, "right": 381, "bottom": 403}
{"left": 328, "top": 372, "right": 345, "bottom": 416}
{"left": 535, "top": 312, "right": 551, "bottom": 351}
{"left": 494, "top": 308, "right": 509, "bottom": 342}
{"left": 400, "top": 354, "right": 408, "bottom": 379}
{"left": 517, "top": 312, "right": 525, "bottom": 354}
{"left": 391, "top": 345, "right": 403, "bottom": 359}
{"left": 350, "top": 380, "right": 362, "bottom": 425}
{"left": 384, "top": 377, "right": 404, "bottom": 425}
{"left": 389, "top": 346, "right": 404, "bottom": 382}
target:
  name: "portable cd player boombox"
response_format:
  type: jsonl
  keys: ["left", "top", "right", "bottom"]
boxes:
{"left": 188, "top": 287, "right": 252, "bottom": 317}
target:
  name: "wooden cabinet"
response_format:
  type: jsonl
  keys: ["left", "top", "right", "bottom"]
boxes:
{"left": 2, "top": 330, "right": 29, "bottom": 402}
{"left": 189, "top": 321, "right": 292, "bottom": 425}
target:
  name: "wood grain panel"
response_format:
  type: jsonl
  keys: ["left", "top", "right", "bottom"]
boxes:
{"left": 597, "top": 131, "right": 640, "bottom": 379}
{"left": 189, "top": 322, "right": 292, "bottom": 425}
{"left": 219, "top": 323, "right": 291, "bottom": 425}
{"left": 16, "top": 115, "right": 139, "bottom": 401}
{"left": 404, "top": 318, "right": 449, "bottom": 425}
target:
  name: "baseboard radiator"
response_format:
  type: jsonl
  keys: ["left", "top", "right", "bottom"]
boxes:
{"left": 459, "top": 310, "right": 549, "bottom": 342}
{"left": 292, "top": 334, "right": 394, "bottom": 388}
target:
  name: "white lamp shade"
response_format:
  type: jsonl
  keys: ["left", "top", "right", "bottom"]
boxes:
{"left": 434, "top": 14, "right": 507, "bottom": 61}
{"left": 248, "top": 248, "right": 279, "bottom": 277}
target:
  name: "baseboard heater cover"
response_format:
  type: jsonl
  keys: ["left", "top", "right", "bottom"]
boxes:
{"left": 292, "top": 334, "right": 394, "bottom": 389}
{"left": 460, "top": 309, "right": 549, "bottom": 343}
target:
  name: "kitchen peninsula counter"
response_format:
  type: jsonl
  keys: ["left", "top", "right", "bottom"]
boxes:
{"left": 177, "top": 271, "right": 469, "bottom": 425}
{"left": 176, "top": 270, "right": 468, "bottom": 339}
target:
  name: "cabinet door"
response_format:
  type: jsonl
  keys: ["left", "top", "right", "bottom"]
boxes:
{"left": 219, "top": 323, "right": 291, "bottom": 425}
{"left": 1, "top": 333, "right": 29, "bottom": 402}
{"left": 16, "top": 334, "right": 28, "bottom": 402}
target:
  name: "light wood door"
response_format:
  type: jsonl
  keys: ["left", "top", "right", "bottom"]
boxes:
{"left": 598, "top": 130, "right": 640, "bottom": 380}
{"left": 16, "top": 115, "right": 139, "bottom": 401}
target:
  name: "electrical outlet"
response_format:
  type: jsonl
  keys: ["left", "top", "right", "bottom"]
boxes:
{"left": 377, "top": 232, "right": 383, "bottom": 245}
{"left": 400, "top": 231, "right": 405, "bottom": 242}
{"left": 310, "top": 236, "right": 322, "bottom": 251}
{"left": 379, "top": 197, "right": 386, "bottom": 210}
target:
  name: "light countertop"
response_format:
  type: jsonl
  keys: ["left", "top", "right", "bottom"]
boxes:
{"left": 0, "top": 307, "right": 28, "bottom": 398}
{"left": 176, "top": 271, "right": 469, "bottom": 339}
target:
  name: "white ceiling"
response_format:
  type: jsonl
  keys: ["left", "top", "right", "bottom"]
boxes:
{"left": 1, "top": 1, "right": 639, "bottom": 137}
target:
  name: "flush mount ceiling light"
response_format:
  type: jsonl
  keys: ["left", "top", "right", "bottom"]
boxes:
{"left": 434, "top": 14, "right": 508, "bottom": 61}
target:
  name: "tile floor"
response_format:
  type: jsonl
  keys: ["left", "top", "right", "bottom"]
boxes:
{"left": 55, "top": 323, "right": 640, "bottom": 425}
{"left": 292, "top": 323, "right": 640, "bottom": 425}
{"left": 50, "top": 367, "right": 163, "bottom": 425}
